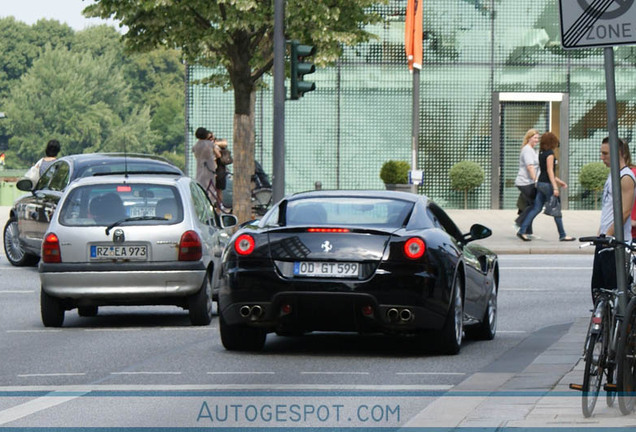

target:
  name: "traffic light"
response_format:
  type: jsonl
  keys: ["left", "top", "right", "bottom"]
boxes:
{"left": 289, "top": 40, "right": 316, "bottom": 100}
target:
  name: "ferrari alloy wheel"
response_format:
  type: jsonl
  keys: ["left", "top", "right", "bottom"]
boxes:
{"left": 189, "top": 275, "right": 213, "bottom": 326}
{"left": 219, "top": 313, "right": 266, "bottom": 351}
{"left": 3, "top": 218, "right": 38, "bottom": 267}
{"left": 467, "top": 278, "right": 497, "bottom": 340}
{"left": 439, "top": 277, "right": 463, "bottom": 355}
{"left": 40, "top": 288, "right": 64, "bottom": 327}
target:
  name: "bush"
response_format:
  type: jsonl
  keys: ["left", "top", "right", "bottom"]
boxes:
{"left": 380, "top": 160, "right": 410, "bottom": 184}
{"left": 450, "top": 161, "right": 484, "bottom": 209}
{"left": 579, "top": 162, "right": 609, "bottom": 210}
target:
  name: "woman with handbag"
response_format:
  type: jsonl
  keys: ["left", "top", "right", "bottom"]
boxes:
{"left": 517, "top": 132, "right": 575, "bottom": 242}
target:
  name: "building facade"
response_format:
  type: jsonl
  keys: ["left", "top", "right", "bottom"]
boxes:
{"left": 186, "top": 0, "right": 636, "bottom": 210}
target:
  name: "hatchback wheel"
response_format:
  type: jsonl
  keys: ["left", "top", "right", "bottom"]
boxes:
{"left": 438, "top": 277, "right": 463, "bottom": 355}
{"left": 3, "top": 218, "right": 38, "bottom": 267}
{"left": 78, "top": 306, "right": 98, "bottom": 317}
{"left": 219, "top": 313, "right": 266, "bottom": 351}
{"left": 41, "top": 289, "right": 64, "bottom": 327}
{"left": 188, "top": 275, "right": 213, "bottom": 326}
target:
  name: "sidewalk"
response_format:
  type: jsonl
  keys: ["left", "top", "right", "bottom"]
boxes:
{"left": 447, "top": 209, "right": 599, "bottom": 255}
{"left": 405, "top": 317, "right": 636, "bottom": 428}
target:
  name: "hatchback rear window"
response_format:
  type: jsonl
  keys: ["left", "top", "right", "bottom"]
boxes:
{"left": 58, "top": 184, "right": 183, "bottom": 227}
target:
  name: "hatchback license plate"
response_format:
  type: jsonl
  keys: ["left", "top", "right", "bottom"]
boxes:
{"left": 90, "top": 245, "right": 147, "bottom": 260}
{"left": 293, "top": 262, "right": 359, "bottom": 278}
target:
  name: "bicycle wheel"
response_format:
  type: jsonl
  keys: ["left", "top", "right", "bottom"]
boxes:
{"left": 617, "top": 298, "right": 636, "bottom": 415}
{"left": 582, "top": 331, "right": 604, "bottom": 417}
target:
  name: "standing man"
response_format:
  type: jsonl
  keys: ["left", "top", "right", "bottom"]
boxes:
{"left": 591, "top": 137, "right": 636, "bottom": 301}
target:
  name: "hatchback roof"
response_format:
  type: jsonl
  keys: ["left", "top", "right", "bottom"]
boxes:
{"left": 61, "top": 153, "right": 183, "bottom": 176}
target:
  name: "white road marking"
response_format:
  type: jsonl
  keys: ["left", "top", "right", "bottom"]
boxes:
{"left": 396, "top": 372, "right": 465, "bottom": 376}
{"left": 0, "top": 390, "right": 89, "bottom": 425}
{"left": 207, "top": 372, "right": 275, "bottom": 375}
{"left": 6, "top": 329, "right": 63, "bottom": 333}
{"left": 0, "top": 290, "right": 36, "bottom": 294}
{"left": 501, "top": 267, "right": 590, "bottom": 270}
{"left": 18, "top": 373, "right": 86, "bottom": 377}
{"left": 0, "top": 384, "right": 452, "bottom": 391}
{"left": 300, "top": 371, "right": 370, "bottom": 375}
{"left": 110, "top": 372, "right": 182, "bottom": 375}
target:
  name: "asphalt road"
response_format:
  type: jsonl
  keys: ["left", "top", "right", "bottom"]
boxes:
{"left": 0, "top": 254, "right": 592, "bottom": 428}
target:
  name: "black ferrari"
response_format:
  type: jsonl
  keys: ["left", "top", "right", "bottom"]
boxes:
{"left": 218, "top": 190, "right": 498, "bottom": 354}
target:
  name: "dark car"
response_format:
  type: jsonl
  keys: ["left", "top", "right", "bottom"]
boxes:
{"left": 3, "top": 153, "right": 183, "bottom": 266}
{"left": 218, "top": 190, "right": 498, "bottom": 355}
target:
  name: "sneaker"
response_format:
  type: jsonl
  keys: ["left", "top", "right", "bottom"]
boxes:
{"left": 560, "top": 236, "right": 575, "bottom": 241}
{"left": 527, "top": 234, "right": 541, "bottom": 240}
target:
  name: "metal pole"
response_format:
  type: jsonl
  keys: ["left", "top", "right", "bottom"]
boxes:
{"left": 604, "top": 46, "right": 627, "bottom": 313}
{"left": 272, "top": 0, "right": 285, "bottom": 203}
{"left": 411, "top": 69, "right": 419, "bottom": 174}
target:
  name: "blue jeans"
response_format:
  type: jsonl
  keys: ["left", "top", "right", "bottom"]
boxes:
{"left": 518, "top": 182, "right": 567, "bottom": 238}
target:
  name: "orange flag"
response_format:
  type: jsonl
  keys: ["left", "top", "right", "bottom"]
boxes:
{"left": 405, "top": 0, "right": 423, "bottom": 71}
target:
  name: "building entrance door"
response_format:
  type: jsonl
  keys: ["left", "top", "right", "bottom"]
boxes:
{"left": 491, "top": 93, "right": 569, "bottom": 209}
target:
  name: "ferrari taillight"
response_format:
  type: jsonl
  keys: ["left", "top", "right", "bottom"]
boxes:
{"left": 235, "top": 234, "right": 255, "bottom": 256}
{"left": 42, "top": 233, "right": 62, "bottom": 263}
{"left": 179, "top": 231, "right": 202, "bottom": 261}
{"left": 404, "top": 237, "right": 425, "bottom": 259}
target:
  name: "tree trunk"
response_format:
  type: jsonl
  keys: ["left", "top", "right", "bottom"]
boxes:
{"left": 464, "top": 190, "right": 468, "bottom": 210}
{"left": 232, "top": 91, "right": 256, "bottom": 224}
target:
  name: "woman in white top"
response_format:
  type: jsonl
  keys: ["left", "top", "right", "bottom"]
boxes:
{"left": 514, "top": 129, "right": 540, "bottom": 233}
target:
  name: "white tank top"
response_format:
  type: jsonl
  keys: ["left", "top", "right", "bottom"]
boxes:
{"left": 600, "top": 166, "right": 636, "bottom": 241}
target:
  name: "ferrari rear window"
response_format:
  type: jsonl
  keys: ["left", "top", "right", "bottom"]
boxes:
{"left": 285, "top": 198, "right": 415, "bottom": 228}
{"left": 58, "top": 183, "right": 183, "bottom": 226}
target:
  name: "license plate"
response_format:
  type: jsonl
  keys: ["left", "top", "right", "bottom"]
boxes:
{"left": 90, "top": 245, "right": 148, "bottom": 260}
{"left": 293, "top": 262, "right": 359, "bottom": 278}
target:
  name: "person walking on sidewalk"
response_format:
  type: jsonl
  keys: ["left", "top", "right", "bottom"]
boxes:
{"left": 591, "top": 137, "right": 636, "bottom": 301}
{"left": 514, "top": 129, "right": 540, "bottom": 236}
{"left": 516, "top": 132, "right": 575, "bottom": 242}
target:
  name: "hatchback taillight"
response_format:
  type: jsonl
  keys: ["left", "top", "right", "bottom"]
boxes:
{"left": 234, "top": 234, "right": 255, "bottom": 256}
{"left": 42, "top": 233, "right": 62, "bottom": 263}
{"left": 404, "top": 237, "right": 426, "bottom": 259}
{"left": 179, "top": 231, "right": 202, "bottom": 261}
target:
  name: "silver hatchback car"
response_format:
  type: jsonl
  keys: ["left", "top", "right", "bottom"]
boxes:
{"left": 38, "top": 174, "right": 237, "bottom": 327}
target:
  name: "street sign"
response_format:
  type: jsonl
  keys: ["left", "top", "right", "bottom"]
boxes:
{"left": 559, "top": 0, "right": 636, "bottom": 49}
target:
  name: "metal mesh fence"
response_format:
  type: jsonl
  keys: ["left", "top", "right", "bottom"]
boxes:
{"left": 186, "top": 0, "right": 636, "bottom": 210}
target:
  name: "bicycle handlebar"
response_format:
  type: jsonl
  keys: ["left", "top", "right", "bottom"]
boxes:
{"left": 579, "top": 235, "right": 636, "bottom": 251}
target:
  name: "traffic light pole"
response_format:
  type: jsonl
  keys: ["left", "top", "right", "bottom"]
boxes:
{"left": 272, "top": 0, "right": 285, "bottom": 203}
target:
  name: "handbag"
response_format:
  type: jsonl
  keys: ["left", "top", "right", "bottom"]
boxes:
{"left": 544, "top": 195, "right": 562, "bottom": 218}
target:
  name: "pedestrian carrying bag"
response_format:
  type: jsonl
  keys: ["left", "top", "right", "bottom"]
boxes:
{"left": 544, "top": 195, "right": 562, "bottom": 218}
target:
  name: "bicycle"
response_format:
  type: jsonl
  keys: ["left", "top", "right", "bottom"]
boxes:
{"left": 617, "top": 287, "right": 636, "bottom": 414}
{"left": 570, "top": 235, "right": 636, "bottom": 417}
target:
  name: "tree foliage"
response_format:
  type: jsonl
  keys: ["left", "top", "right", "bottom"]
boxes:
{"left": 85, "top": 0, "right": 386, "bottom": 222}
{"left": 579, "top": 162, "right": 609, "bottom": 210}
{"left": 450, "top": 160, "right": 484, "bottom": 209}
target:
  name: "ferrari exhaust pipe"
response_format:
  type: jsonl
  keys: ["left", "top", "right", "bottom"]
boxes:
{"left": 387, "top": 308, "right": 399, "bottom": 321}
{"left": 399, "top": 309, "right": 413, "bottom": 322}
{"left": 251, "top": 305, "right": 263, "bottom": 318}
{"left": 239, "top": 305, "right": 252, "bottom": 318}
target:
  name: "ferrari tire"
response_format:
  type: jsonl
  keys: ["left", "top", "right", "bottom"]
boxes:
{"left": 438, "top": 277, "right": 463, "bottom": 355}
{"left": 219, "top": 313, "right": 266, "bottom": 351}
{"left": 189, "top": 275, "right": 213, "bottom": 326}
{"left": 78, "top": 306, "right": 98, "bottom": 317}
{"left": 467, "top": 278, "right": 497, "bottom": 340}
{"left": 41, "top": 289, "right": 64, "bottom": 327}
{"left": 4, "top": 218, "right": 38, "bottom": 267}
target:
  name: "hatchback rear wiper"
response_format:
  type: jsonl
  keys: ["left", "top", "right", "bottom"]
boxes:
{"left": 105, "top": 216, "right": 168, "bottom": 235}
